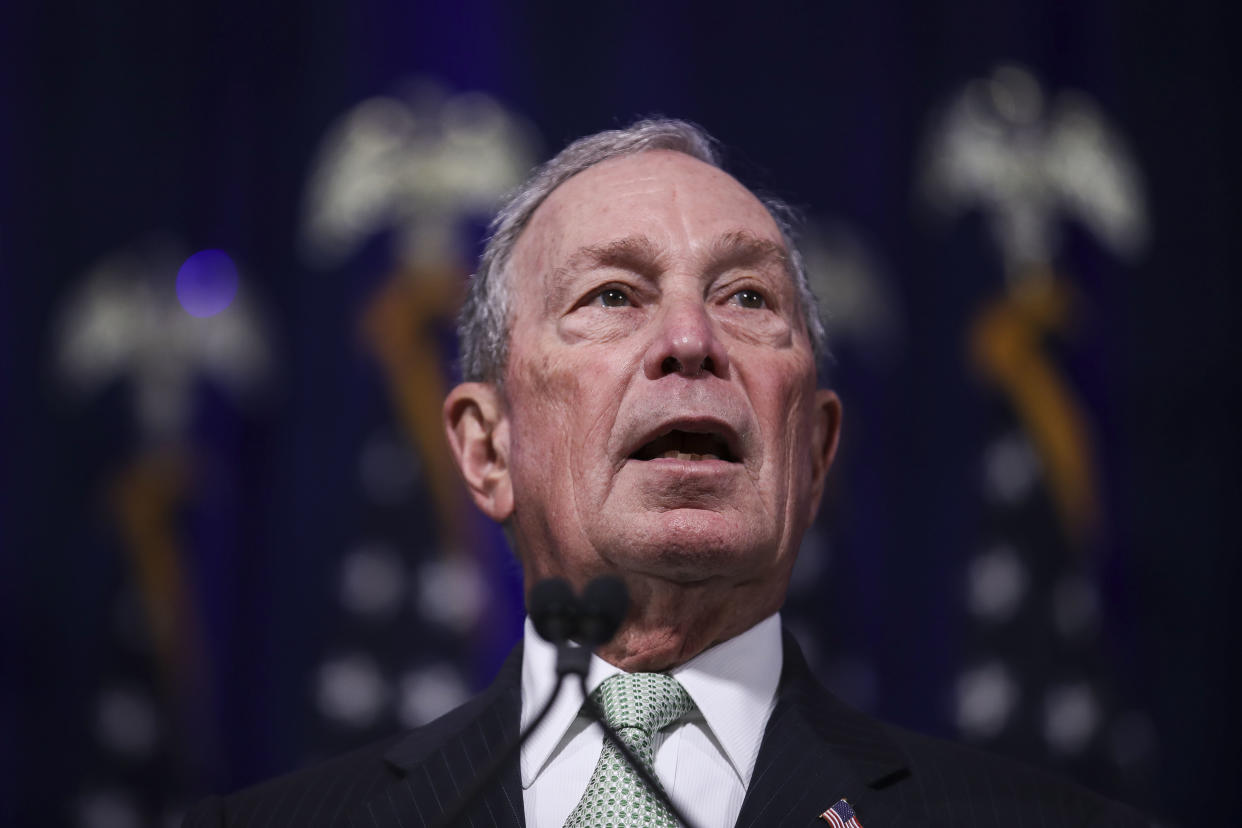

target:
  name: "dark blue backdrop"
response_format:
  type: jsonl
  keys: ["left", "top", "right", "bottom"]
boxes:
{"left": 4, "top": 1, "right": 1239, "bottom": 825}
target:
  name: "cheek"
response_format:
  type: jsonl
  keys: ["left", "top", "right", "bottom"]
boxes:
{"left": 516, "top": 347, "right": 575, "bottom": 405}
{"left": 750, "top": 357, "right": 818, "bottom": 478}
{"left": 509, "top": 355, "right": 575, "bottom": 467}
{"left": 507, "top": 350, "right": 605, "bottom": 486}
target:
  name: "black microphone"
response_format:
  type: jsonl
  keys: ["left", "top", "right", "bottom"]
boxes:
{"left": 551, "top": 574, "right": 628, "bottom": 677}
{"left": 578, "top": 575, "right": 628, "bottom": 646}
{"left": 529, "top": 576, "right": 579, "bottom": 644}
{"left": 434, "top": 576, "right": 697, "bottom": 828}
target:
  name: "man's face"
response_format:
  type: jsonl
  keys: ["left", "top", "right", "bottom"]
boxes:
{"left": 497, "top": 150, "right": 839, "bottom": 598}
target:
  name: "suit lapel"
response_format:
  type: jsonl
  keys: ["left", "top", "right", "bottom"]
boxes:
{"left": 735, "top": 632, "right": 931, "bottom": 828}
{"left": 338, "top": 630, "right": 933, "bottom": 827}
{"left": 351, "top": 647, "right": 526, "bottom": 828}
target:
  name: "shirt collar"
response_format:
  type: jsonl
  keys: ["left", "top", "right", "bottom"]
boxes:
{"left": 520, "top": 617, "right": 621, "bottom": 787}
{"left": 519, "top": 612, "right": 783, "bottom": 788}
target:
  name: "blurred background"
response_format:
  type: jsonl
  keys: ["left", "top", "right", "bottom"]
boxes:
{"left": 3, "top": 0, "right": 1239, "bottom": 825}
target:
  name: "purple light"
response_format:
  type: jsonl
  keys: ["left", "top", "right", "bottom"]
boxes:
{"left": 176, "top": 249, "right": 239, "bottom": 317}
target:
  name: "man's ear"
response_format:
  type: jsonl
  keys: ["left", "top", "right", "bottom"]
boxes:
{"left": 807, "top": 388, "right": 843, "bottom": 522}
{"left": 443, "top": 382, "right": 514, "bottom": 522}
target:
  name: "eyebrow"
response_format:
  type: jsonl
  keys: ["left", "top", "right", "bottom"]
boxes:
{"left": 558, "top": 231, "right": 788, "bottom": 278}
{"left": 706, "top": 230, "right": 791, "bottom": 277}
{"left": 561, "top": 235, "right": 669, "bottom": 277}
{"left": 545, "top": 230, "right": 791, "bottom": 313}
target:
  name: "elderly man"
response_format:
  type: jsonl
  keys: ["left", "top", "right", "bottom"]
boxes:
{"left": 186, "top": 119, "right": 1145, "bottom": 827}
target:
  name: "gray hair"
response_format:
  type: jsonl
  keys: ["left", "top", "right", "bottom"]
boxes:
{"left": 458, "top": 118, "right": 825, "bottom": 383}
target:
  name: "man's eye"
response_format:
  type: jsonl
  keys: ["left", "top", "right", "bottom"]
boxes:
{"left": 598, "top": 288, "right": 630, "bottom": 308}
{"left": 732, "top": 289, "right": 766, "bottom": 309}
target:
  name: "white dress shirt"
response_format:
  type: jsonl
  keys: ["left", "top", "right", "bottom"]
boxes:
{"left": 520, "top": 612, "right": 783, "bottom": 827}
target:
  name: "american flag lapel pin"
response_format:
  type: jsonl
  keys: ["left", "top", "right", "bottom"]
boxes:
{"left": 819, "top": 798, "right": 864, "bottom": 828}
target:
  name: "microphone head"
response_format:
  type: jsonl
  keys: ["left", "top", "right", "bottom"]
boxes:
{"left": 578, "top": 576, "right": 629, "bottom": 646}
{"left": 528, "top": 578, "right": 579, "bottom": 643}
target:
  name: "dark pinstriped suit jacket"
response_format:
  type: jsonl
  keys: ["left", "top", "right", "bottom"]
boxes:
{"left": 183, "top": 632, "right": 1148, "bottom": 827}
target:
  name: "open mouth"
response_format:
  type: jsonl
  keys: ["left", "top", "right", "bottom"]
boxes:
{"left": 630, "top": 430, "right": 740, "bottom": 463}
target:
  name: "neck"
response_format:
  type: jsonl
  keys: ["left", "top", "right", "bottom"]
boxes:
{"left": 593, "top": 575, "right": 783, "bottom": 672}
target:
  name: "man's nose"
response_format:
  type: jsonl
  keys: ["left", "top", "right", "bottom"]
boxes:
{"left": 643, "top": 296, "right": 730, "bottom": 379}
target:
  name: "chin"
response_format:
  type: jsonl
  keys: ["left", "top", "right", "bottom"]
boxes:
{"left": 594, "top": 509, "right": 771, "bottom": 581}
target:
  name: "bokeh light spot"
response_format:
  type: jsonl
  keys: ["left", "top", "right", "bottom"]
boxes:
{"left": 176, "top": 249, "right": 238, "bottom": 317}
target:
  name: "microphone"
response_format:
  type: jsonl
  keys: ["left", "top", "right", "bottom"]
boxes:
{"left": 432, "top": 577, "right": 605, "bottom": 828}
{"left": 559, "top": 577, "right": 698, "bottom": 828}
{"left": 434, "top": 576, "right": 697, "bottom": 828}
{"left": 529, "top": 577, "right": 578, "bottom": 644}
{"left": 578, "top": 575, "right": 628, "bottom": 646}
{"left": 552, "top": 574, "right": 628, "bottom": 677}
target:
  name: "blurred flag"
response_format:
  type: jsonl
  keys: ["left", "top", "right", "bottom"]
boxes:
{"left": 298, "top": 80, "right": 538, "bottom": 756}
{"left": 53, "top": 238, "right": 272, "bottom": 825}
{"left": 919, "top": 63, "right": 1155, "bottom": 790}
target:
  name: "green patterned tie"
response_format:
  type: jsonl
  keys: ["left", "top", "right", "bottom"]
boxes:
{"left": 564, "top": 672, "right": 696, "bottom": 827}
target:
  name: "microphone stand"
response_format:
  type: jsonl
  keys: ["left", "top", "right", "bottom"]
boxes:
{"left": 432, "top": 677, "right": 563, "bottom": 828}
{"left": 433, "top": 577, "right": 698, "bottom": 827}
{"left": 433, "top": 643, "right": 589, "bottom": 828}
